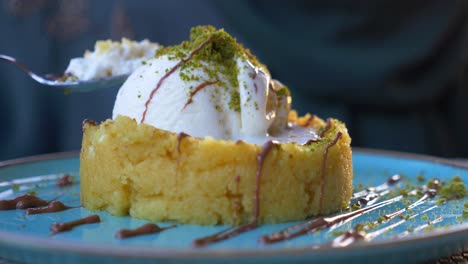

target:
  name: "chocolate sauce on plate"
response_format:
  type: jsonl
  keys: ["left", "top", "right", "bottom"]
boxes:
{"left": 387, "top": 174, "right": 402, "bottom": 185}
{"left": 0, "top": 195, "right": 48, "bottom": 210}
{"left": 330, "top": 227, "right": 366, "bottom": 248}
{"left": 25, "top": 200, "right": 75, "bottom": 215}
{"left": 50, "top": 214, "right": 100, "bottom": 234}
{"left": 260, "top": 196, "right": 400, "bottom": 244}
{"left": 56, "top": 174, "right": 73, "bottom": 187}
{"left": 115, "top": 223, "right": 176, "bottom": 239}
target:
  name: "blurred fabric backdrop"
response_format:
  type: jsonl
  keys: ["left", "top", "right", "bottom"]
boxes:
{"left": 1, "top": 0, "right": 468, "bottom": 160}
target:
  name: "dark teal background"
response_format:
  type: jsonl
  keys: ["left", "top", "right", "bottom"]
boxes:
{"left": 1, "top": 0, "right": 467, "bottom": 160}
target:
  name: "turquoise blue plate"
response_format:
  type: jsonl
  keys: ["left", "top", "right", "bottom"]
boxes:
{"left": 0, "top": 149, "right": 467, "bottom": 264}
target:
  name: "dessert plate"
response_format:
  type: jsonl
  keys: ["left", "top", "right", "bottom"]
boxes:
{"left": 0, "top": 149, "right": 467, "bottom": 264}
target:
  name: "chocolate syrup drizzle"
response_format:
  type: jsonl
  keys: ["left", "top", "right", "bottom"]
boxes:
{"left": 319, "top": 119, "right": 332, "bottom": 138}
{"left": 25, "top": 200, "right": 76, "bottom": 215}
{"left": 331, "top": 203, "right": 442, "bottom": 248}
{"left": 249, "top": 67, "right": 261, "bottom": 93}
{"left": 82, "top": 119, "right": 98, "bottom": 131}
{"left": 191, "top": 141, "right": 277, "bottom": 247}
{"left": 115, "top": 223, "right": 176, "bottom": 239}
{"left": 303, "top": 115, "right": 317, "bottom": 127}
{"left": 262, "top": 178, "right": 441, "bottom": 246}
{"left": 352, "top": 175, "right": 401, "bottom": 199}
{"left": 382, "top": 188, "right": 437, "bottom": 222}
{"left": 141, "top": 37, "right": 224, "bottom": 123}
{"left": 56, "top": 174, "right": 73, "bottom": 187}
{"left": 260, "top": 196, "right": 401, "bottom": 244}
{"left": 182, "top": 81, "right": 218, "bottom": 111}
{"left": 175, "top": 132, "right": 190, "bottom": 191}
{"left": 191, "top": 129, "right": 344, "bottom": 247}
{"left": 0, "top": 194, "right": 48, "bottom": 210}
{"left": 318, "top": 132, "right": 343, "bottom": 211}
{"left": 302, "top": 138, "right": 320, "bottom": 146}
{"left": 177, "top": 132, "right": 190, "bottom": 154}
{"left": 50, "top": 214, "right": 100, "bottom": 234}
{"left": 396, "top": 212, "right": 443, "bottom": 239}
{"left": 351, "top": 174, "right": 402, "bottom": 207}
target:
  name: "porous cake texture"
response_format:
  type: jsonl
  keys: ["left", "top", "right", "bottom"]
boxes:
{"left": 80, "top": 114, "right": 352, "bottom": 225}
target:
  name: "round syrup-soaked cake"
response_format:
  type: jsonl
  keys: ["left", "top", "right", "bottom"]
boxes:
{"left": 80, "top": 112, "right": 352, "bottom": 225}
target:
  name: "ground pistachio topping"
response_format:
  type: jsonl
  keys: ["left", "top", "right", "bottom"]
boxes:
{"left": 439, "top": 176, "right": 467, "bottom": 200}
{"left": 154, "top": 25, "right": 268, "bottom": 112}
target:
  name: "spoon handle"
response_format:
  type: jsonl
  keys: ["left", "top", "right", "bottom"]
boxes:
{"left": 0, "top": 54, "right": 57, "bottom": 85}
{"left": 0, "top": 54, "right": 127, "bottom": 92}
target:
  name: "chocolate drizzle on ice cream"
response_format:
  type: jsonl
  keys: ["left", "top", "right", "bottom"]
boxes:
{"left": 141, "top": 37, "right": 225, "bottom": 123}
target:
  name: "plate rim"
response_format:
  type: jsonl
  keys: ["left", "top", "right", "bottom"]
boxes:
{"left": 0, "top": 148, "right": 467, "bottom": 260}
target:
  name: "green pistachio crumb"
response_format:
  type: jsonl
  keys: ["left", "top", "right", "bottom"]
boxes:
{"left": 331, "top": 230, "right": 344, "bottom": 237}
{"left": 439, "top": 176, "right": 467, "bottom": 200}
{"left": 462, "top": 209, "right": 468, "bottom": 219}
{"left": 341, "top": 201, "right": 349, "bottom": 210}
{"left": 228, "top": 91, "right": 241, "bottom": 112}
{"left": 425, "top": 225, "right": 435, "bottom": 232}
{"left": 403, "top": 199, "right": 411, "bottom": 208}
{"left": 155, "top": 25, "right": 265, "bottom": 87}
{"left": 355, "top": 224, "right": 365, "bottom": 232}
{"left": 153, "top": 25, "right": 271, "bottom": 109}
{"left": 365, "top": 222, "right": 376, "bottom": 229}
{"left": 416, "top": 174, "right": 425, "bottom": 183}
{"left": 11, "top": 184, "right": 20, "bottom": 191}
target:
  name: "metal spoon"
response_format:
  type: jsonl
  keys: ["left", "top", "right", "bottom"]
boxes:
{"left": 0, "top": 54, "right": 128, "bottom": 92}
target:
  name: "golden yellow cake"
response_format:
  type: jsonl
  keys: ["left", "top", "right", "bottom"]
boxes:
{"left": 80, "top": 113, "right": 352, "bottom": 225}
{"left": 79, "top": 26, "right": 353, "bottom": 225}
